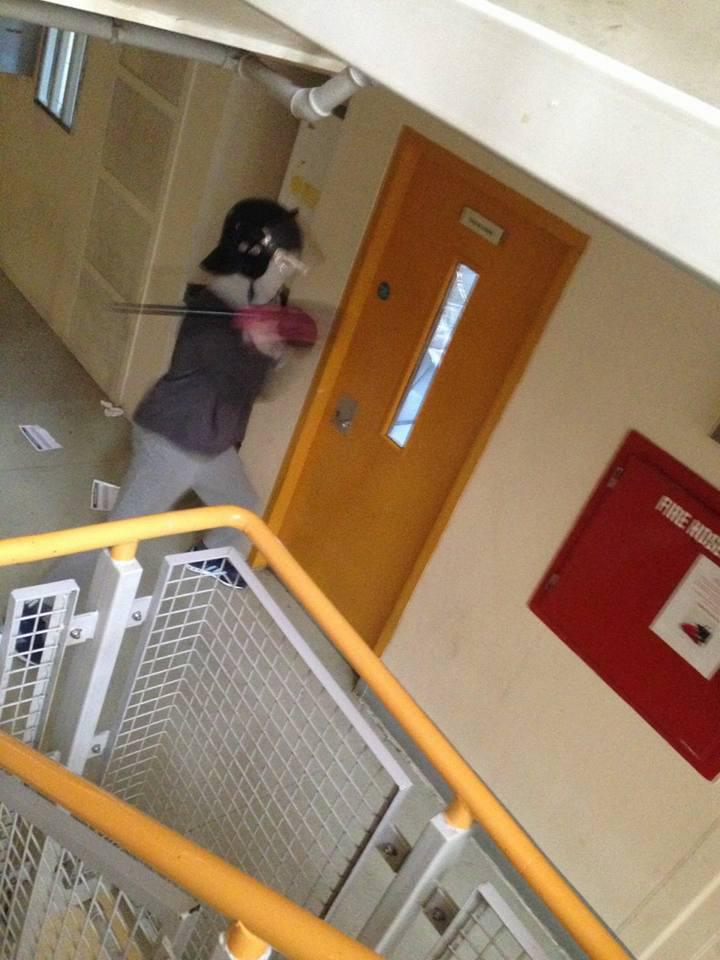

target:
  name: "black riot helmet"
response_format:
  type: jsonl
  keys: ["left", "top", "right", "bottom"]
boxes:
{"left": 201, "top": 199, "right": 303, "bottom": 280}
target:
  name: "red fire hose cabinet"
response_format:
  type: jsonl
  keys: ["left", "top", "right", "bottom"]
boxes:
{"left": 529, "top": 431, "right": 720, "bottom": 779}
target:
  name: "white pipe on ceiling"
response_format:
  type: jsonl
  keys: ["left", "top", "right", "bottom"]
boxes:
{"left": 2, "top": 0, "right": 237, "bottom": 65}
{"left": 3, "top": 0, "right": 371, "bottom": 121}
{"left": 240, "top": 54, "right": 372, "bottom": 120}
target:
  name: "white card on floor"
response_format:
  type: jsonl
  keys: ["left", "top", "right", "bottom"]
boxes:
{"left": 91, "top": 479, "right": 120, "bottom": 512}
{"left": 19, "top": 425, "right": 62, "bottom": 451}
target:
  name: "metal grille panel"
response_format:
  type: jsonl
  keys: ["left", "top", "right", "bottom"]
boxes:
{"left": 102, "top": 550, "right": 408, "bottom": 956}
{"left": 0, "top": 582, "right": 77, "bottom": 747}
{"left": 0, "top": 796, "right": 44, "bottom": 958}
{"left": 182, "top": 909, "right": 219, "bottom": 960}
{"left": 433, "top": 886, "right": 549, "bottom": 960}
{"left": 0, "top": 799, "right": 164, "bottom": 960}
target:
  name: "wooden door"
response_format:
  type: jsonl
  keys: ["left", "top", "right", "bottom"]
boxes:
{"left": 272, "top": 129, "right": 586, "bottom": 650}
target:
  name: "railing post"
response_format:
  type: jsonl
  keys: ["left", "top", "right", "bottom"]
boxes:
{"left": 358, "top": 804, "right": 471, "bottom": 953}
{"left": 213, "top": 922, "right": 272, "bottom": 960}
{"left": 443, "top": 796, "right": 474, "bottom": 831}
{"left": 51, "top": 549, "right": 142, "bottom": 773}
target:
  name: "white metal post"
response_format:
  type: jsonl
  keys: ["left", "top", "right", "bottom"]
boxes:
{"left": 358, "top": 811, "right": 470, "bottom": 953}
{"left": 51, "top": 550, "right": 142, "bottom": 774}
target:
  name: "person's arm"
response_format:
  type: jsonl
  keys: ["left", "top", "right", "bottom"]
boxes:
{"left": 255, "top": 350, "right": 299, "bottom": 403}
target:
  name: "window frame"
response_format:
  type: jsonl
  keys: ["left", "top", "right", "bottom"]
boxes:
{"left": 386, "top": 262, "right": 480, "bottom": 449}
{"left": 34, "top": 27, "right": 87, "bottom": 131}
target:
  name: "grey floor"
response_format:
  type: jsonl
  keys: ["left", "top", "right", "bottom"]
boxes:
{"left": 0, "top": 271, "right": 132, "bottom": 597}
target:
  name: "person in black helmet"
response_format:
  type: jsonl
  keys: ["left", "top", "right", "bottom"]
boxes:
{"left": 16, "top": 199, "right": 307, "bottom": 662}
{"left": 128, "top": 198, "right": 306, "bottom": 585}
{"left": 53, "top": 199, "right": 306, "bottom": 595}
{"left": 134, "top": 198, "right": 304, "bottom": 459}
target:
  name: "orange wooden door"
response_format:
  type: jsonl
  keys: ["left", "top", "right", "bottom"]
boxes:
{"left": 275, "top": 130, "right": 586, "bottom": 650}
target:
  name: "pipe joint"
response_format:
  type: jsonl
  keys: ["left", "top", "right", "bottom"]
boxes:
{"left": 290, "top": 87, "right": 330, "bottom": 122}
{"left": 241, "top": 54, "right": 372, "bottom": 122}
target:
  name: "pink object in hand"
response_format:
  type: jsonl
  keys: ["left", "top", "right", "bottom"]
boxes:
{"left": 231, "top": 304, "right": 318, "bottom": 346}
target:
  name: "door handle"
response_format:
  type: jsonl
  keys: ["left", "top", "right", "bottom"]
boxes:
{"left": 332, "top": 394, "right": 358, "bottom": 435}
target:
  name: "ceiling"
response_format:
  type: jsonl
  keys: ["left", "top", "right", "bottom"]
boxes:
{"left": 43, "top": 0, "right": 343, "bottom": 70}
{"left": 35, "top": 0, "right": 720, "bottom": 287}
{"left": 495, "top": 0, "right": 720, "bottom": 108}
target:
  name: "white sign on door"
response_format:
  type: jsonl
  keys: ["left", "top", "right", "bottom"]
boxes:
{"left": 459, "top": 206, "right": 505, "bottom": 245}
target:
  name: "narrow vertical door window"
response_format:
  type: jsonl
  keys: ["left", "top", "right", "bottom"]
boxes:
{"left": 387, "top": 263, "right": 478, "bottom": 447}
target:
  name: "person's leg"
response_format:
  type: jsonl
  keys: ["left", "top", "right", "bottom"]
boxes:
{"left": 17, "top": 427, "right": 203, "bottom": 658}
{"left": 108, "top": 427, "right": 200, "bottom": 521}
{"left": 47, "top": 427, "right": 202, "bottom": 594}
{"left": 192, "top": 447, "right": 259, "bottom": 551}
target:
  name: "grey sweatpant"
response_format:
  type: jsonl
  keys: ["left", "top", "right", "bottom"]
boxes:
{"left": 112, "top": 425, "right": 258, "bottom": 541}
{"left": 50, "top": 426, "right": 257, "bottom": 591}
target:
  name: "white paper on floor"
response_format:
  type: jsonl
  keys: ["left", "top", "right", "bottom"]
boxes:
{"left": 101, "top": 399, "right": 124, "bottom": 418}
{"left": 91, "top": 479, "right": 120, "bottom": 512}
{"left": 19, "top": 425, "right": 62, "bottom": 451}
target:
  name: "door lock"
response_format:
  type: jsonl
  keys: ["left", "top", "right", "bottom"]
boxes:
{"left": 332, "top": 394, "right": 358, "bottom": 435}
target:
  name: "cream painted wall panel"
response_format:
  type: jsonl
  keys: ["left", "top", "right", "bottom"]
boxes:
{"left": 278, "top": 116, "right": 344, "bottom": 230}
{"left": 186, "top": 71, "right": 300, "bottom": 271}
{"left": 238, "top": 85, "right": 720, "bottom": 952}
{"left": 102, "top": 79, "right": 173, "bottom": 211}
{"left": 0, "top": 39, "right": 118, "bottom": 337}
{"left": 68, "top": 268, "right": 133, "bottom": 397}
{"left": 85, "top": 177, "right": 153, "bottom": 300}
{"left": 120, "top": 45, "right": 187, "bottom": 105}
{"left": 619, "top": 813, "right": 720, "bottom": 958}
{"left": 70, "top": 58, "right": 183, "bottom": 403}
{"left": 642, "top": 892, "right": 720, "bottom": 960}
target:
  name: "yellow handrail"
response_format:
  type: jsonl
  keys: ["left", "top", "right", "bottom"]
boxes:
{"left": 0, "top": 732, "right": 379, "bottom": 960}
{"left": 0, "top": 506, "right": 632, "bottom": 960}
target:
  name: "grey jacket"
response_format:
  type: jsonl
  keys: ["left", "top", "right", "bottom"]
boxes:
{"left": 134, "top": 286, "right": 273, "bottom": 455}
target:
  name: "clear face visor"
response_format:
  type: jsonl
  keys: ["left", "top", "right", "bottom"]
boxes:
{"left": 251, "top": 247, "right": 310, "bottom": 306}
{"left": 272, "top": 247, "right": 309, "bottom": 278}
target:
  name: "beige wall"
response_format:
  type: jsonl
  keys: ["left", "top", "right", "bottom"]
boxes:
{"left": 68, "top": 46, "right": 188, "bottom": 401}
{"left": 240, "top": 86, "right": 720, "bottom": 954}
{"left": 0, "top": 38, "right": 118, "bottom": 336}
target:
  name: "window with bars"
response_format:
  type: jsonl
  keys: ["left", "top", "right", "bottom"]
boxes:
{"left": 35, "top": 27, "right": 87, "bottom": 129}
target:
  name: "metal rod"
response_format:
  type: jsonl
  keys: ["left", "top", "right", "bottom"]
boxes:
{"left": 108, "top": 303, "right": 306, "bottom": 318}
{"left": 108, "top": 303, "right": 235, "bottom": 318}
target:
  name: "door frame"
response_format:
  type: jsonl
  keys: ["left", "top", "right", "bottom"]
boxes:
{"left": 263, "top": 127, "right": 588, "bottom": 654}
